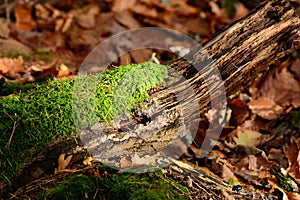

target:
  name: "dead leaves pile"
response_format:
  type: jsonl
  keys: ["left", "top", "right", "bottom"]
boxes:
{"left": 183, "top": 58, "right": 300, "bottom": 198}
{"left": 1, "top": 0, "right": 249, "bottom": 83}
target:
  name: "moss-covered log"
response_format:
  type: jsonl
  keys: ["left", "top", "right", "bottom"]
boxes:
{"left": 89, "top": 0, "right": 300, "bottom": 165}
{"left": 1, "top": 0, "right": 300, "bottom": 199}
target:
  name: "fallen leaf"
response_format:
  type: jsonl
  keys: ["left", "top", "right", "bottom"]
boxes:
{"left": 56, "top": 63, "right": 70, "bottom": 77}
{"left": 76, "top": 13, "right": 96, "bottom": 29}
{"left": 56, "top": 153, "right": 73, "bottom": 173}
{"left": 248, "top": 97, "right": 284, "bottom": 120}
{"left": 209, "top": 1, "right": 221, "bottom": 16}
{"left": 15, "top": 1, "right": 36, "bottom": 31}
{"left": 0, "top": 56, "right": 24, "bottom": 79}
{"left": 114, "top": 10, "right": 141, "bottom": 29}
{"left": 34, "top": 3, "right": 51, "bottom": 19}
{"left": 252, "top": 62, "right": 300, "bottom": 108}
{"left": 234, "top": 130, "right": 262, "bottom": 148}
{"left": 268, "top": 148, "right": 288, "bottom": 168}
{"left": 228, "top": 98, "right": 250, "bottom": 125}
{"left": 112, "top": 0, "right": 136, "bottom": 12}
{"left": 286, "top": 137, "right": 300, "bottom": 183}
{"left": 287, "top": 192, "right": 300, "bottom": 200}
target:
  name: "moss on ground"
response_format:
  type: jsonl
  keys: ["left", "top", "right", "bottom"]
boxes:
{"left": 37, "top": 166, "right": 190, "bottom": 200}
{"left": 0, "top": 62, "right": 168, "bottom": 185}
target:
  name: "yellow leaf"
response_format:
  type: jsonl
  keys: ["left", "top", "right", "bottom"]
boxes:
{"left": 56, "top": 153, "right": 73, "bottom": 173}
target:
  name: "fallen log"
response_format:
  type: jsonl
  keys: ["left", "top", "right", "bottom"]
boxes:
{"left": 81, "top": 0, "right": 300, "bottom": 170}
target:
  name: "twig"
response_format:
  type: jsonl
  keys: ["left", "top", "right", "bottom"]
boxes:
{"left": 155, "top": 173, "right": 193, "bottom": 200}
{"left": 5, "top": 121, "right": 18, "bottom": 148}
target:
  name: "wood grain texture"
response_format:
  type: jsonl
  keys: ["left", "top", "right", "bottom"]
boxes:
{"left": 82, "top": 0, "right": 300, "bottom": 172}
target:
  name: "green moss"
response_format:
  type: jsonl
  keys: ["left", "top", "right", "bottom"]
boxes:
{"left": 270, "top": 167, "right": 294, "bottom": 192}
{"left": 38, "top": 167, "right": 190, "bottom": 200}
{"left": 39, "top": 175, "right": 96, "bottom": 200}
{"left": 94, "top": 62, "right": 168, "bottom": 122}
{"left": 1, "top": 51, "right": 31, "bottom": 61}
{"left": 34, "top": 49, "right": 56, "bottom": 62}
{"left": 288, "top": 110, "right": 300, "bottom": 129}
{"left": 0, "top": 49, "right": 56, "bottom": 62}
{"left": 223, "top": 0, "right": 237, "bottom": 19}
{"left": 0, "top": 62, "right": 168, "bottom": 185}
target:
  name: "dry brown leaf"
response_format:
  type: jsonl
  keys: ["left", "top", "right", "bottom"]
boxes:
{"left": 169, "top": 0, "right": 198, "bottom": 16}
{"left": 56, "top": 63, "right": 70, "bottom": 77}
{"left": 209, "top": 1, "right": 221, "bottom": 16}
{"left": 34, "top": 3, "right": 51, "bottom": 19}
{"left": 234, "top": 130, "right": 262, "bottom": 148}
{"left": 228, "top": 98, "right": 250, "bottom": 125}
{"left": 130, "top": 3, "right": 158, "bottom": 18}
{"left": 286, "top": 137, "right": 300, "bottom": 183}
{"left": 15, "top": 2, "right": 36, "bottom": 31}
{"left": 0, "top": 56, "right": 24, "bottom": 79}
{"left": 114, "top": 11, "right": 141, "bottom": 29}
{"left": 28, "top": 59, "right": 57, "bottom": 72}
{"left": 248, "top": 97, "right": 284, "bottom": 120}
{"left": 287, "top": 192, "right": 300, "bottom": 200}
{"left": 130, "top": 49, "right": 152, "bottom": 63}
{"left": 268, "top": 148, "right": 288, "bottom": 168}
{"left": 76, "top": 13, "right": 96, "bottom": 29}
{"left": 253, "top": 63, "right": 300, "bottom": 108}
{"left": 236, "top": 156, "right": 269, "bottom": 175}
{"left": 62, "top": 13, "right": 74, "bottom": 33}
{"left": 221, "top": 164, "right": 235, "bottom": 182}
{"left": 112, "top": 0, "right": 136, "bottom": 12}
{"left": 56, "top": 153, "right": 73, "bottom": 173}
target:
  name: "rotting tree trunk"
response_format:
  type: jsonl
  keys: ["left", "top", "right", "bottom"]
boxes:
{"left": 14, "top": 0, "right": 300, "bottom": 199}
{"left": 85, "top": 0, "right": 300, "bottom": 164}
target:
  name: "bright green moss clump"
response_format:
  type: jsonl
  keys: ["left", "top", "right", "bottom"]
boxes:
{"left": 0, "top": 62, "right": 168, "bottom": 184}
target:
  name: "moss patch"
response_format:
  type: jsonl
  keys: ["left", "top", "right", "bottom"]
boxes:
{"left": 37, "top": 166, "right": 190, "bottom": 200}
{"left": 0, "top": 62, "right": 168, "bottom": 185}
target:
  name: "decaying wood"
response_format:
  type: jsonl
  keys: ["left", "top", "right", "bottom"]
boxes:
{"left": 84, "top": 0, "right": 300, "bottom": 165}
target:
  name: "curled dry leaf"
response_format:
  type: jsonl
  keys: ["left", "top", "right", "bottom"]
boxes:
{"left": 55, "top": 153, "right": 73, "bottom": 173}
{"left": 0, "top": 56, "right": 24, "bottom": 79}
{"left": 252, "top": 62, "right": 300, "bottom": 108}
{"left": 56, "top": 63, "right": 70, "bottom": 78}
{"left": 228, "top": 98, "right": 250, "bottom": 125}
{"left": 248, "top": 97, "right": 284, "bottom": 120}
{"left": 286, "top": 137, "right": 300, "bottom": 183}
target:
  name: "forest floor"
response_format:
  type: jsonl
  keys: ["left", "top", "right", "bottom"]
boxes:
{"left": 1, "top": 0, "right": 300, "bottom": 199}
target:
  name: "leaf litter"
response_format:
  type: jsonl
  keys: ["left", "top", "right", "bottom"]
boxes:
{"left": 1, "top": 0, "right": 300, "bottom": 199}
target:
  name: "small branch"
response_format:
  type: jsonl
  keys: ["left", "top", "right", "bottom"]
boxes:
{"left": 5, "top": 121, "right": 18, "bottom": 148}
{"left": 155, "top": 173, "right": 193, "bottom": 200}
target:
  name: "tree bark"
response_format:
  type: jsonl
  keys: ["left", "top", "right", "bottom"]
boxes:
{"left": 82, "top": 0, "right": 300, "bottom": 167}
